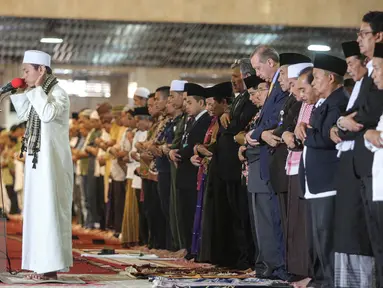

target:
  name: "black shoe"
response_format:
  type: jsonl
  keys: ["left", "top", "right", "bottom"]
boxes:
{"left": 235, "top": 262, "right": 250, "bottom": 271}
{"left": 184, "top": 253, "right": 195, "bottom": 261}
{"left": 271, "top": 267, "right": 293, "bottom": 282}
{"left": 261, "top": 265, "right": 274, "bottom": 278}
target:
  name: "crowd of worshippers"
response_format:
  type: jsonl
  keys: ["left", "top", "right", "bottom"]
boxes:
{"left": 2, "top": 10, "right": 382, "bottom": 288}
{"left": 0, "top": 123, "right": 26, "bottom": 217}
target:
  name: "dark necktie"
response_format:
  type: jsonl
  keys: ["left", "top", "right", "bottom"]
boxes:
{"left": 186, "top": 116, "right": 195, "bottom": 133}
{"left": 309, "top": 105, "right": 317, "bottom": 126}
{"left": 182, "top": 116, "right": 195, "bottom": 146}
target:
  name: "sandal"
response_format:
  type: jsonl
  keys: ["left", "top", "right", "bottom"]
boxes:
{"left": 24, "top": 272, "right": 58, "bottom": 281}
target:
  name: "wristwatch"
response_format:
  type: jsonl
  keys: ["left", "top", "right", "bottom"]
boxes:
{"left": 337, "top": 117, "right": 347, "bottom": 131}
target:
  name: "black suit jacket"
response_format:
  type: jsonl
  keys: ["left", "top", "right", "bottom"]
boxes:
{"left": 338, "top": 76, "right": 383, "bottom": 177}
{"left": 176, "top": 112, "right": 212, "bottom": 190}
{"left": 269, "top": 95, "right": 302, "bottom": 193}
{"left": 216, "top": 91, "right": 258, "bottom": 181}
{"left": 299, "top": 87, "right": 348, "bottom": 194}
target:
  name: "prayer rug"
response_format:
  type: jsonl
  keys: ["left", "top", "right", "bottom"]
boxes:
{"left": 0, "top": 273, "right": 86, "bottom": 285}
{"left": 151, "top": 277, "right": 292, "bottom": 287}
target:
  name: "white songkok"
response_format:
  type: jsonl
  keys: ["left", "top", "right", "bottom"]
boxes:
{"left": 23, "top": 50, "right": 51, "bottom": 67}
{"left": 90, "top": 110, "right": 100, "bottom": 120}
{"left": 80, "top": 109, "right": 92, "bottom": 117}
{"left": 134, "top": 87, "right": 150, "bottom": 98}
{"left": 170, "top": 80, "right": 188, "bottom": 92}
{"left": 288, "top": 63, "right": 313, "bottom": 79}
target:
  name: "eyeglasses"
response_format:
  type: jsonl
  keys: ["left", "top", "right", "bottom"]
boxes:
{"left": 356, "top": 30, "right": 374, "bottom": 38}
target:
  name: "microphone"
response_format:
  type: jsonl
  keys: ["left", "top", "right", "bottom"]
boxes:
{"left": 0, "top": 78, "right": 27, "bottom": 95}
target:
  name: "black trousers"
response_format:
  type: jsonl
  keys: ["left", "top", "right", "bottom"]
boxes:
{"left": 143, "top": 179, "right": 166, "bottom": 249}
{"left": 361, "top": 176, "right": 383, "bottom": 287}
{"left": 135, "top": 188, "right": 148, "bottom": 245}
{"left": 111, "top": 180, "right": 126, "bottom": 234}
{"left": 213, "top": 176, "right": 249, "bottom": 268}
{"left": 157, "top": 172, "right": 173, "bottom": 250}
{"left": 177, "top": 187, "right": 198, "bottom": 252}
{"left": 308, "top": 197, "right": 335, "bottom": 287}
{"left": 95, "top": 176, "right": 106, "bottom": 230}
{"left": 334, "top": 152, "right": 372, "bottom": 256}
{"left": 85, "top": 157, "right": 98, "bottom": 227}
{"left": 6, "top": 185, "right": 20, "bottom": 214}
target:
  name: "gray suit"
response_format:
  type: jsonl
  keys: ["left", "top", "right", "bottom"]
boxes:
{"left": 246, "top": 146, "right": 285, "bottom": 271}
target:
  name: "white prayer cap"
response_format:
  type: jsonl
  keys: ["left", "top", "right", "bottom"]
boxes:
{"left": 134, "top": 87, "right": 150, "bottom": 98}
{"left": 170, "top": 80, "right": 188, "bottom": 92}
{"left": 23, "top": 50, "right": 51, "bottom": 67}
{"left": 79, "top": 109, "right": 92, "bottom": 117}
{"left": 288, "top": 63, "right": 313, "bottom": 79}
{"left": 90, "top": 110, "right": 100, "bottom": 120}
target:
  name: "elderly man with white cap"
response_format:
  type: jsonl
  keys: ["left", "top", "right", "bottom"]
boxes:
{"left": 133, "top": 87, "right": 150, "bottom": 107}
{"left": 281, "top": 61, "right": 313, "bottom": 279}
{"left": 10, "top": 50, "right": 73, "bottom": 280}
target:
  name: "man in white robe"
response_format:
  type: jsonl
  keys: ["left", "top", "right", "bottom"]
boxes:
{"left": 10, "top": 50, "right": 73, "bottom": 279}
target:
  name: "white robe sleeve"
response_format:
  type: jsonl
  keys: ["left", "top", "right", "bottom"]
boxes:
{"left": 26, "top": 86, "right": 68, "bottom": 123}
{"left": 10, "top": 93, "right": 31, "bottom": 121}
{"left": 364, "top": 139, "right": 379, "bottom": 152}
{"left": 365, "top": 115, "right": 383, "bottom": 152}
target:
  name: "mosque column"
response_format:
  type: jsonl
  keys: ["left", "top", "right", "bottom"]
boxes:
{"left": 109, "top": 76, "right": 130, "bottom": 107}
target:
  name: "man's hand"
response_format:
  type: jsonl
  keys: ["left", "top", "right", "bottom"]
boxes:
{"left": 295, "top": 122, "right": 308, "bottom": 142}
{"left": 338, "top": 112, "right": 364, "bottom": 132}
{"left": 109, "top": 147, "right": 118, "bottom": 157}
{"left": 245, "top": 130, "right": 259, "bottom": 147}
{"left": 196, "top": 145, "right": 213, "bottom": 157}
{"left": 131, "top": 151, "right": 140, "bottom": 162}
{"left": 106, "top": 140, "right": 116, "bottom": 147}
{"left": 140, "top": 152, "right": 154, "bottom": 163}
{"left": 99, "top": 142, "right": 108, "bottom": 151}
{"left": 35, "top": 66, "right": 46, "bottom": 87}
{"left": 261, "top": 130, "right": 281, "bottom": 147}
{"left": 94, "top": 138, "right": 103, "bottom": 146}
{"left": 282, "top": 131, "right": 296, "bottom": 149}
{"left": 330, "top": 127, "right": 342, "bottom": 144}
{"left": 364, "top": 129, "right": 383, "bottom": 148}
{"left": 238, "top": 146, "right": 247, "bottom": 162}
{"left": 122, "top": 155, "right": 130, "bottom": 163}
{"left": 220, "top": 113, "right": 231, "bottom": 129}
{"left": 86, "top": 146, "right": 98, "bottom": 157}
{"left": 98, "top": 156, "right": 106, "bottom": 166}
{"left": 169, "top": 149, "right": 181, "bottom": 162}
{"left": 148, "top": 144, "right": 163, "bottom": 157}
{"left": 135, "top": 142, "right": 144, "bottom": 152}
{"left": 190, "top": 155, "right": 202, "bottom": 167}
{"left": 162, "top": 145, "right": 171, "bottom": 156}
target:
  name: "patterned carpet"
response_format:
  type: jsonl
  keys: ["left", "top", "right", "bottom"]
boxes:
{"left": 3, "top": 217, "right": 302, "bottom": 287}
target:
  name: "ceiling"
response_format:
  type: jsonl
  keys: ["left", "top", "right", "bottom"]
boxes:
{"left": 0, "top": 17, "right": 357, "bottom": 69}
